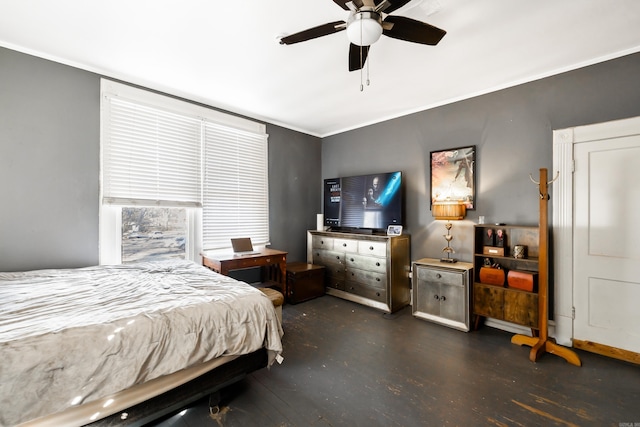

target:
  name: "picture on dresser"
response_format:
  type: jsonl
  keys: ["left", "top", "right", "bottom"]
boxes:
{"left": 387, "top": 225, "right": 403, "bottom": 236}
{"left": 430, "top": 145, "right": 476, "bottom": 210}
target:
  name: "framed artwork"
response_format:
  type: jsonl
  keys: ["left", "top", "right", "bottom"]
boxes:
{"left": 430, "top": 145, "right": 476, "bottom": 210}
{"left": 387, "top": 225, "right": 403, "bottom": 236}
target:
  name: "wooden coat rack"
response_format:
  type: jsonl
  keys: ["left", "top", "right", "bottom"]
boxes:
{"left": 511, "top": 168, "right": 582, "bottom": 366}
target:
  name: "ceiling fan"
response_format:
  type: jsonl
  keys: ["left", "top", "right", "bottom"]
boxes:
{"left": 279, "top": 0, "right": 446, "bottom": 72}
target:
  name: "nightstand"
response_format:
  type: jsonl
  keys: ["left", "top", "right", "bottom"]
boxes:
{"left": 412, "top": 258, "right": 473, "bottom": 332}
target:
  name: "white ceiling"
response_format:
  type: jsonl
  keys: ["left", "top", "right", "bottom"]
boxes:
{"left": 1, "top": 0, "right": 639, "bottom": 137}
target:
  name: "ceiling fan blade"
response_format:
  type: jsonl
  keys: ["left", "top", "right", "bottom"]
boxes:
{"left": 378, "top": 0, "right": 411, "bottom": 14}
{"left": 333, "top": 0, "right": 364, "bottom": 10}
{"left": 382, "top": 15, "right": 446, "bottom": 45}
{"left": 279, "top": 21, "right": 347, "bottom": 45}
{"left": 348, "top": 43, "right": 370, "bottom": 71}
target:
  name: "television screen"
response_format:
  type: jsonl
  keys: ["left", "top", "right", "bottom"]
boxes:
{"left": 324, "top": 171, "right": 403, "bottom": 232}
{"left": 323, "top": 178, "right": 342, "bottom": 227}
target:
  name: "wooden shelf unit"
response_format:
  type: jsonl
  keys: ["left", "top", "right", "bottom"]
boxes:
{"left": 472, "top": 224, "right": 540, "bottom": 329}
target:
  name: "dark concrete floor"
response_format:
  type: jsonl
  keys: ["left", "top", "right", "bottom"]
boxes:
{"left": 151, "top": 295, "right": 640, "bottom": 427}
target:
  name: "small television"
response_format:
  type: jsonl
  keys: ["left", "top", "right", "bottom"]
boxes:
{"left": 323, "top": 171, "right": 403, "bottom": 234}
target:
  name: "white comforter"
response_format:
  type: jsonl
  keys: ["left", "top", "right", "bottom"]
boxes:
{"left": 0, "top": 260, "right": 283, "bottom": 426}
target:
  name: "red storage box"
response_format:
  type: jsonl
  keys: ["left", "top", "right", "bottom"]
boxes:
{"left": 479, "top": 267, "right": 505, "bottom": 286}
{"left": 507, "top": 270, "right": 538, "bottom": 292}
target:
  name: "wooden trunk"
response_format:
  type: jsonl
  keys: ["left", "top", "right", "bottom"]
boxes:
{"left": 286, "top": 262, "right": 325, "bottom": 304}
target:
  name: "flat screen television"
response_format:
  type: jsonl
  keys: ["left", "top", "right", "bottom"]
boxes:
{"left": 323, "top": 171, "right": 403, "bottom": 233}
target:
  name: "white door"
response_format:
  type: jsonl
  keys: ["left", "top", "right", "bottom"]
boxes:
{"left": 573, "top": 134, "right": 640, "bottom": 353}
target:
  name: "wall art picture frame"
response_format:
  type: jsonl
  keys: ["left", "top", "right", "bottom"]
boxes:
{"left": 430, "top": 145, "right": 476, "bottom": 210}
{"left": 387, "top": 225, "right": 403, "bottom": 236}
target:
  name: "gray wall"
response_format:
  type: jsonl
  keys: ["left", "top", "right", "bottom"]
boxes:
{"left": 2, "top": 45, "right": 640, "bottom": 272}
{"left": 0, "top": 48, "right": 100, "bottom": 270}
{"left": 267, "top": 125, "right": 322, "bottom": 263}
{"left": 0, "top": 47, "right": 322, "bottom": 271}
{"left": 322, "top": 52, "right": 640, "bottom": 263}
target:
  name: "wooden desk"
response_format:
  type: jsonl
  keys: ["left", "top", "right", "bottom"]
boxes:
{"left": 202, "top": 249, "right": 288, "bottom": 299}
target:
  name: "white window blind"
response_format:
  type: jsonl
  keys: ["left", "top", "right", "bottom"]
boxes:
{"left": 203, "top": 123, "right": 269, "bottom": 250}
{"left": 100, "top": 79, "right": 270, "bottom": 257}
{"left": 102, "top": 97, "right": 202, "bottom": 207}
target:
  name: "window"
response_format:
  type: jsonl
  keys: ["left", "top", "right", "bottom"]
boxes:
{"left": 121, "top": 207, "right": 187, "bottom": 263}
{"left": 100, "top": 79, "right": 269, "bottom": 264}
{"left": 202, "top": 122, "right": 269, "bottom": 250}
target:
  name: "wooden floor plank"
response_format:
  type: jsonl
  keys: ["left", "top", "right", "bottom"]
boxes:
{"left": 153, "top": 295, "right": 640, "bottom": 426}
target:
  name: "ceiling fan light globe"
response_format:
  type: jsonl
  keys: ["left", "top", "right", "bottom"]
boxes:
{"left": 347, "top": 12, "right": 383, "bottom": 46}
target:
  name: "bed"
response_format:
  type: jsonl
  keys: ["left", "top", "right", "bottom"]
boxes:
{"left": 0, "top": 260, "right": 283, "bottom": 427}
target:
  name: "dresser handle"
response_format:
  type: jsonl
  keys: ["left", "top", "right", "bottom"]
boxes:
{"left": 369, "top": 246, "right": 374, "bottom": 251}
{"left": 343, "top": 243, "right": 347, "bottom": 247}
{"left": 376, "top": 262, "right": 380, "bottom": 267}
{"left": 350, "top": 258, "right": 354, "bottom": 262}
{"left": 436, "top": 273, "right": 442, "bottom": 279}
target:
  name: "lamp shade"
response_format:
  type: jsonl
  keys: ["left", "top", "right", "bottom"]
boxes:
{"left": 432, "top": 200, "right": 466, "bottom": 220}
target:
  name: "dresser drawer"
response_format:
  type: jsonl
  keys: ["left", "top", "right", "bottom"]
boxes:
{"left": 346, "top": 268, "right": 387, "bottom": 290}
{"left": 323, "top": 262, "right": 346, "bottom": 280}
{"left": 357, "top": 240, "right": 387, "bottom": 257}
{"left": 346, "top": 253, "right": 387, "bottom": 273}
{"left": 416, "top": 265, "right": 463, "bottom": 287}
{"left": 333, "top": 238, "right": 358, "bottom": 253}
{"left": 325, "top": 275, "right": 345, "bottom": 291}
{"left": 312, "top": 248, "right": 345, "bottom": 266}
{"left": 312, "top": 235, "right": 334, "bottom": 250}
{"left": 344, "top": 281, "right": 387, "bottom": 303}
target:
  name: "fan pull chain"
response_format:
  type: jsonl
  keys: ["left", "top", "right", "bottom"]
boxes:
{"left": 357, "top": 18, "right": 372, "bottom": 92}
{"left": 360, "top": 19, "right": 364, "bottom": 92}
{"left": 360, "top": 58, "right": 364, "bottom": 91}
{"left": 366, "top": 54, "right": 371, "bottom": 87}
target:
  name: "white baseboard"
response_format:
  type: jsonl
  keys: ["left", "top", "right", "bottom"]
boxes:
{"left": 484, "top": 318, "right": 557, "bottom": 338}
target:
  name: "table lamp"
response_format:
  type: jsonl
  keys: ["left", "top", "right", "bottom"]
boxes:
{"left": 432, "top": 200, "right": 466, "bottom": 263}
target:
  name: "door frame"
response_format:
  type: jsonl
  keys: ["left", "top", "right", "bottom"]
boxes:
{"left": 552, "top": 116, "right": 640, "bottom": 347}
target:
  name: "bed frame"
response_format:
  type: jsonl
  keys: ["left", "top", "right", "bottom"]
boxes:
{"left": 88, "top": 348, "right": 268, "bottom": 426}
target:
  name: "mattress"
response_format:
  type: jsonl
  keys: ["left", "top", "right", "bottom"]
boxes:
{"left": 0, "top": 260, "right": 283, "bottom": 426}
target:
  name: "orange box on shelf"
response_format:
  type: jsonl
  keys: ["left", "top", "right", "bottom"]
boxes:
{"left": 479, "top": 267, "right": 505, "bottom": 286}
{"left": 507, "top": 270, "right": 538, "bottom": 292}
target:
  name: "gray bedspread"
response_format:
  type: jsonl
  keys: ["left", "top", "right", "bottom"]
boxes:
{"left": 0, "top": 260, "right": 283, "bottom": 426}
